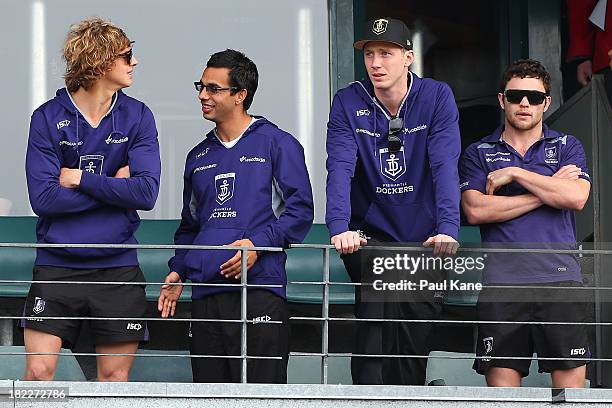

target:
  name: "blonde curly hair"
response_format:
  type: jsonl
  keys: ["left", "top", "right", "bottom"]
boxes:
{"left": 63, "top": 17, "right": 132, "bottom": 92}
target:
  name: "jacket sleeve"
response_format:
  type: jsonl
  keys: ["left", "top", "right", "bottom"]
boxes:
{"left": 426, "top": 83, "right": 461, "bottom": 240}
{"left": 249, "top": 135, "right": 314, "bottom": 248}
{"left": 168, "top": 160, "right": 199, "bottom": 282}
{"left": 566, "top": 0, "right": 598, "bottom": 61}
{"left": 26, "top": 112, "right": 103, "bottom": 217}
{"left": 325, "top": 93, "right": 358, "bottom": 237}
{"left": 78, "top": 106, "right": 161, "bottom": 211}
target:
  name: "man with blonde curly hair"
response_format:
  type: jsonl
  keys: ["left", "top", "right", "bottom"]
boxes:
{"left": 23, "top": 17, "right": 160, "bottom": 381}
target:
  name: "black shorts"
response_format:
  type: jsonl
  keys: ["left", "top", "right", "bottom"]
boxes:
{"left": 473, "top": 281, "right": 591, "bottom": 376}
{"left": 190, "top": 290, "right": 289, "bottom": 383}
{"left": 22, "top": 266, "right": 148, "bottom": 348}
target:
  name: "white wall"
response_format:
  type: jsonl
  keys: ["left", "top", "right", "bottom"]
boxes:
{"left": 0, "top": 0, "right": 330, "bottom": 222}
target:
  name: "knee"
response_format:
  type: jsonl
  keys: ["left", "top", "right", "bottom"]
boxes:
{"left": 25, "top": 362, "right": 56, "bottom": 381}
{"left": 97, "top": 368, "right": 130, "bottom": 382}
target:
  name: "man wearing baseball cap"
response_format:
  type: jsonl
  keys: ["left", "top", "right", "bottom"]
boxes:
{"left": 325, "top": 17, "right": 461, "bottom": 385}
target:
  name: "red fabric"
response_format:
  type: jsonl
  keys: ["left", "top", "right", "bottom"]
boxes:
{"left": 567, "top": 0, "right": 612, "bottom": 72}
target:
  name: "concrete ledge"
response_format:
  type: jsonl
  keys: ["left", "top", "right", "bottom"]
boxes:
{"left": 3, "top": 382, "right": 612, "bottom": 407}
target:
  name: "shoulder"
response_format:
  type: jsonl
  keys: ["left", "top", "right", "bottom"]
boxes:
{"left": 257, "top": 120, "right": 304, "bottom": 151}
{"left": 463, "top": 136, "right": 498, "bottom": 159}
{"left": 333, "top": 82, "right": 365, "bottom": 104}
{"left": 117, "top": 92, "right": 154, "bottom": 118}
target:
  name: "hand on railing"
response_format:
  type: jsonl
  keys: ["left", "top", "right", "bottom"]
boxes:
{"left": 423, "top": 234, "right": 459, "bottom": 256}
{"left": 220, "top": 239, "right": 258, "bottom": 279}
{"left": 331, "top": 231, "right": 367, "bottom": 255}
{"left": 158, "top": 271, "right": 182, "bottom": 318}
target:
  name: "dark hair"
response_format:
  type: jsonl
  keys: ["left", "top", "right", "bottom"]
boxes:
{"left": 207, "top": 49, "right": 258, "bottom": 110}
{"left": 500, "top": 59, "right": 551, "bottom": 94}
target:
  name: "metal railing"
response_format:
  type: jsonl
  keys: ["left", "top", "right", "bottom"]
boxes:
{"left": 0, "top": 242, "right": 607, "bottom": 384}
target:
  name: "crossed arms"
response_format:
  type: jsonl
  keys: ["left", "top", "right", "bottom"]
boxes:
{"left": 462, "top": 165, "right": 591, "bottom": 225}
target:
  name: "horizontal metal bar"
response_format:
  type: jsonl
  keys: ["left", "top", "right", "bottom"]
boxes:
{"left": 294, "top": 352, "right": 606, "bottom": 362}
{"left": 2, "top": 241, "right": 611, "bottom": 255}
{"left": 289, "top": 316, "right": 605, "bottom": 325}
{"left": 289, "top": 351, "right": 595, "bottom": 362}
{"left": 287, "top": 281, "right": 612, "bottom": 291}
{"left": 0, "top": 350, "right": 598, "bottom": 362}
{"left": 5, "top": 316, "right": 281, "bottom": 324}
{"left": 0, "top": 279, "right": 282, "bottom": 288}
{"left": 0, "top": 352, "right": 281, "bottom": 360}
{"left": 0, "top": 242, "right": 283, "bottom": 251}
{"left": 289, "top": 243, "right": 612, "bottom": 255}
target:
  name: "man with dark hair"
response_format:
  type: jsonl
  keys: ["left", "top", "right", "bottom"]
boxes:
{"left": 24, "top": 17, "right": 160, "bottom": 381}
{"left": 158, "top": 49, "right": 314, "bottom": 383}
{"left": 325, "top": 17, "right": 461, "bottom": 385}
{"left": 461, "top": 59, "right": 591, "bottom": 387}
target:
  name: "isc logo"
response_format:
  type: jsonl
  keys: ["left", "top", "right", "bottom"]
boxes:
{"left": 570, "top": 348, "right": 586, "bottom": 356}
{"left": 126, "top": 323, "right": 142, "bottom": 331}
{"left": 356, "top": 109, "right": 370, "bottom": 117}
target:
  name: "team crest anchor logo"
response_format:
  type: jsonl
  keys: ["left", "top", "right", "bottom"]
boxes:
{"left": 372, "top": 18, "right": 388, "bottom": 35}
{"left": 215, "top": 172, "right": 236, "bottom": 205}
{"left": 545, "top": 146, "right": 557, "bottom": 159}
{"left": 482, "top": 336, "right": 493, "bottom": 362}
{"left": 33, "top": 297, "right": 45, "bottom": 314}
{"left": 379, "top": 147, "right": 406, "bottom": 181}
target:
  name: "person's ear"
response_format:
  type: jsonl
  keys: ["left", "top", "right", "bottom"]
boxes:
{"left": 497, "top": 93, "right": 505, "bottom": 110}
{"left": 404, "top": 50, "right": 415, "bottom": 68}
{"left": 235, "top": 89, "right": 248, "bottom": 105}
{"left": 543, "top": 95, "right": 552, "bottom": 112}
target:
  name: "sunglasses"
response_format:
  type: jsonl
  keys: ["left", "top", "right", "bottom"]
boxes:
{"left": 388, "top": 116, "right": 403, "bottom": 153}
{"left": 194, "top": 81, "right": 238, "bottom": 95}
{"left": 117, "top": 49, "right": 133, "bottom": 65}
{"left": 504, "top": 89, "right": 548, "bottom": 105}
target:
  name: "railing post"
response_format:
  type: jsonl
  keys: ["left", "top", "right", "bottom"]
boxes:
{"left": 321, "top": 247, "right": 330, "bottom": 384}
{"left": 241, "top": 247, "right": 248, "bottom": 384}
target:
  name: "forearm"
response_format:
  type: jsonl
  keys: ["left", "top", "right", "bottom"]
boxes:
{"left": 79, "top": 172, "right": 159, "bottom": 210}
{"left": 28, "top": 183, "right": 102, "bottom": 216}
{"left": 513, "top": 168, "right": 587, "bottom": 210}
{"left": 463, "top": 193, "right": 542, "bottom": 224}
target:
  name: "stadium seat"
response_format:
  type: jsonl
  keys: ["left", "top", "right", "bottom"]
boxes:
{"left": 128, "top": 349, "right": 192, "bottom": 382}
{"left": 288, "top": 355, "right": 352, "bottom": 384}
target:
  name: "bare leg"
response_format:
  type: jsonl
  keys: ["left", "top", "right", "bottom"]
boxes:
{"left": 551, "top": 365, "right": 586, "bottom": 388}
{"left": 486, "top": 367, "right": 522, "bottom": 387}
{"left": 95, "top": 341, "right": 139, "bottom": 382}
{"left": 24, "top": 328, "right": 62, "bottom": 381}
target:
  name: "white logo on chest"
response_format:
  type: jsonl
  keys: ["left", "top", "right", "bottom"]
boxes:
{"left": 379, "top": 147, "right": 406, "bottom": 181}
{"left": 215, "top": 173, "right": 236, "bottom": 205}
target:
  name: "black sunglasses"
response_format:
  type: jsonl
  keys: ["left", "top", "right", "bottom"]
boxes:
{"left": 117, "top": 49, "right": 133, "bottom": 65}
{"left": 194, "top": 81, "right": 238, "bottom": 95}
{"left": 388, "top": 116, "right": 403, "bottom": 153}
{"left": 504, "top": 89, "right": 548, "bottom": 105}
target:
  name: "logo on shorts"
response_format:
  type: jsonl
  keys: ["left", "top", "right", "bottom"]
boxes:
{"left": 33, "top": 297, "right": 46, "bottom": 314}
{"left": 253, "top": 315, "right": 271, "bottom": 324}
{"left": 482, "top": 336, "right": 493, "bottom": 362}
{"left": 215, "top": 172, "right": 235, "bottom": 205}
{"left": 126, "top": 323, "right": 142, "bottom": 331}
{"left": 570, "top": 348, "right": 586, "bottom": 356}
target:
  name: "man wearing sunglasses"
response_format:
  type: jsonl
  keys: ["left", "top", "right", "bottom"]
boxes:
{"left": 158, "top": 49, "right": 314, "bottom": 383}
{"left": 325, "top": 17, "right": 461, "bottom": 385}
{"left": 24, "top": 17, "right": 161, "bottom": 381}
{"left": 460, "top": 59, "right": 591, "bottom": 387}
